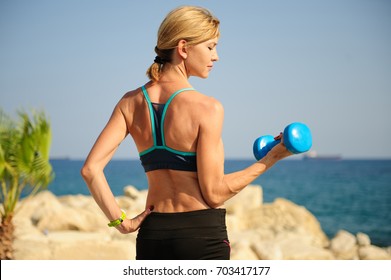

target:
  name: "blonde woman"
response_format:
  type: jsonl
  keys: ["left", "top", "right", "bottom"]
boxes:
{"left": 81, "top": 6, "right": 291, "bottom": 260}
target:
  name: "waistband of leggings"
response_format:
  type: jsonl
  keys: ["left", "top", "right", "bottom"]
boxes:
{"left": 138, "top": 208, "right": 227, "bottom": 239}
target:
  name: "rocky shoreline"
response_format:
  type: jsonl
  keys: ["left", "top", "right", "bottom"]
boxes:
{"left": 12, "top": 185, "right": 391, "bottom": 260}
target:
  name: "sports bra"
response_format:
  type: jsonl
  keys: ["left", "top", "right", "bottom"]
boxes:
{"left": 139, "top": 85, "right": 197, "bottom": 172}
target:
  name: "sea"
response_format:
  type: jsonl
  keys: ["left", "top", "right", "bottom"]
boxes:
{"left": 46, "top": 158, "right": 391, "bottom": 247}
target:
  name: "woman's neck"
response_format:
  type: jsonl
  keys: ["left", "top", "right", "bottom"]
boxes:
{"left": 159, "top": 63, "right": 189, "bottom": 84}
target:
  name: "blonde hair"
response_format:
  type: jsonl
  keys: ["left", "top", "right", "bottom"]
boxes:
{"left": 146, "top": 6, "right": 220, "bottom": 82}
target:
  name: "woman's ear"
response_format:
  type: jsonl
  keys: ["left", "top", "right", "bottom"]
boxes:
{"left": 177, "top": 39, "right": 188, "bottom": 60}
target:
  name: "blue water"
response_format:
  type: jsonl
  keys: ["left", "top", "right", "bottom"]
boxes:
{"left": 47, "top": 159, "right": 391, "bottom": 247}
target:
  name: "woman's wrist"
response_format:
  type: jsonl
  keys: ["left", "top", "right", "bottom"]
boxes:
{"left": 108, "top": 210, "right": 127, "bottom": 227}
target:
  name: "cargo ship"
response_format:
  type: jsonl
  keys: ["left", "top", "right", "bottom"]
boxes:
{"left": 302, "top": 151, "right": 342, "bottom": 161}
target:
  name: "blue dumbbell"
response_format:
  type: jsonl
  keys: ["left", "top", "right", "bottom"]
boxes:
{"left": 253, "top": 122, "right": 312, "bottom": 160}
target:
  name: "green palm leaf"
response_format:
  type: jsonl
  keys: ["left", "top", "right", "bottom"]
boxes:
{"left": 0, "top": 109, "right": 54, "bottom": 219}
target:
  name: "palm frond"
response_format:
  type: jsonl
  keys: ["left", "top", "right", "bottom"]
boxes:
{"left": 0, "top": 108, "right": 54, "bottom": 220}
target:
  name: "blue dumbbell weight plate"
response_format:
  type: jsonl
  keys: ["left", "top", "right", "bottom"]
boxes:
{"left": 253, "top": 135, "right": 279, "bottom": 160}
{"left": 283, "top": 122, "right": 312, "bottom": 154}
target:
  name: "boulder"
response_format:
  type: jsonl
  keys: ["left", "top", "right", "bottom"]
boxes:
{"left": 358, "top": 245, "right": 391, "bottom": 260}
{"left": 13, "top": 238, "right": 52, "bottom": 260}
{"left": 246, "top": 198, "right": 329, "bottom": 247}
{"left": 356, "top": 232, "right": 371, "bottom": 246}
{"left": 251, "top": 241, "right": 283, "bottom": 260}
{"left": 47, "top": 231, "right": 136, "bottom": 260}
{"left": 11, "top": 187, "right": 389, "bottom": 260}
{"left": 122, "top": 186, "right": 148, "bottom": 211}
{"left": 123, "top": 185, "right": 140, "bottom": 200}
{"left": 272, "top": 233, "right": 334, "bottom": 260}
{"left": 225, "top": 185, "right": 262, "bottom": 215}
{"left": 330, "top": 230, "right": 358, "bottom": 260}
{"left": 230, "top": 240, "right": 258, "bottom": 260}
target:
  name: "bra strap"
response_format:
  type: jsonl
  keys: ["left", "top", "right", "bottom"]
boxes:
{"left": 160, "top": 88, "right": 194, "bottom": 146}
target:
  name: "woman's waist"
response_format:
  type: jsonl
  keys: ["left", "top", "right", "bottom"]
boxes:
{"left": 138, "top": 208, "right": 228, "bottom": 239}
{"left": 144, "top": 208, "right": 226, "bottom": 227}
{"left": 146, "top": 196, "right": 215, "bottom": 213}
{"left": 146, "top": 175, "right": 212, "bottom": 212}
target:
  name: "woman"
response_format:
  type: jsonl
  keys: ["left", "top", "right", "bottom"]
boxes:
{"left": 81, "top": 5, "right": 292, "bottom": 260}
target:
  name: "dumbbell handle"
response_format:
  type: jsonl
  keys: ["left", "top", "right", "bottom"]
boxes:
{"left": 253, "top": 122, "right": 312, "bottom": 160}
{"left": 253, "top": 135, "right": 280, "bottom": 161}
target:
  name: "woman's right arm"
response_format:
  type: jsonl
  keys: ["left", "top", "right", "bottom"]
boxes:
{"left": 81, "top": 102, "right": 151, "bottom": 233}
{"left": 196, "top": 98, "right": 291, "bottom": 208}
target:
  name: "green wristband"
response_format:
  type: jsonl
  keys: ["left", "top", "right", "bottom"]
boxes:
{"left": 108, "top": 211, "right": 126, "bottom": 227}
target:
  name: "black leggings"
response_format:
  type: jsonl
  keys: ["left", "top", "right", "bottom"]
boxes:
{"left": 136, "top": 209, "right": 230, "bottom": 260}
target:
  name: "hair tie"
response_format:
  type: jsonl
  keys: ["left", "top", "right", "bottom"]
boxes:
{"left": 154, "top": 56, "right": 165, "bottom": 64}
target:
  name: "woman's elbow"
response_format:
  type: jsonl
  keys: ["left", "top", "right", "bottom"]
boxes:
{"left": 80, "top": 162, "right": 97, "bottom": 182}
{"left": 202, "top": 191, "right": 224, "bottom": 209}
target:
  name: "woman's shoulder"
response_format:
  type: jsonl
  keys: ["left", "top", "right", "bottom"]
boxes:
{"left": 117, "top": 87, "right": 144, "bottom": 103}
{"left": 110, "top": 87, "right": 144, "bottom": 117}
{"left": 195, "top": 90, "right": 222, "bottom": 109}
{"left": 182, "top": 90, "right": 223, "bottom": 117}
{"left": 122, "top": 86, "right": 143, "bottom": 99}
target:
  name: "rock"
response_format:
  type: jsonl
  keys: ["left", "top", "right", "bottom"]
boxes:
{"left": 225, "top": 185, "right": 262, "bottom": 215}
{"left": 21, "top": 193, "right": 108, "bottom": 232}
{"left": 356, "top": 232, "right": 371, "bottom": 246}
{"left": 59, "top": 194, "right": 96, "bottom": 209}
{"left": 13, "top": 230, "right": 137, "bottom": 260}
{"left": 358, "top": 245, "right": 391, "bottom": 260}
{"left": 13, "top": 215, "right": 44, "bottom": 240}
{"left": 251, "top": 241, "right": 283, "bottom": 260}
{"left": 122, "top": 186, "right": 148, "bottom": 211}
{"left": 15, "top": 191, "right": 63, "bottom": 225}
{"left": 330, "top": 230, "right": 358, "bottom": 259}
{"left": 123, "top": 185, "right": 140, "bottom": 200}
{"left": 246, "top": 198, "right": 329, "bottom": 248}
{"left": 230, "top": 240, "right": 258, "bottom": 260}
{"left": 47, "top": 231, "right": 136, "bottom": 260}
{"left": 37, "top": 207, "right": 93, "bottom": 232}
{"left": 273, "top": 233, "right": 334, "bottom": 260}
{"left": 227, "top": 194, "right": 333, "bottom": 260}
{"left": 11, "top": 187, "right": 388, "bottom": 260}
{"left": 51, "top": 239, "right": 134, "bottom": 260}
{"left": 13, "top": 238, "right": 52, "bottom": 260}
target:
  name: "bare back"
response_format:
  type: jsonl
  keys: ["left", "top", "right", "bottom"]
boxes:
{"left": 118, "top": 82, "right": 217, "bottom": 212}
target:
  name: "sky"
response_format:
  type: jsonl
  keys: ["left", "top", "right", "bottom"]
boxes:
{"left": 1, "top": 0, "right": 390, "bottom": 160}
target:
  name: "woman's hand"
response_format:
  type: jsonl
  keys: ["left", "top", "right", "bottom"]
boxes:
{"left": 115, "top": 206, "right": 154, "bottom": 234}
{"left": 269, "top": 132, "right": 293, "bottom": 160}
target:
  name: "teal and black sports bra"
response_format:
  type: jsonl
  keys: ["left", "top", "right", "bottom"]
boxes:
{"left": 139, "top": 85, "right": 197, "bottom": 172}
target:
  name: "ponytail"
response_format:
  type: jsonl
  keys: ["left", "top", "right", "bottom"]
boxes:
{"left": 146, "top": 62, "right": 161, "bottom": 82}
{"left": 146, "top": 47, "right": 173, "bottom": 82}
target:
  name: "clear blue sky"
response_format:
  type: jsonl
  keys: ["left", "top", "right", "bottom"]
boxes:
{"left": 1, "top": 0, "right": 390, "bottom": 159}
